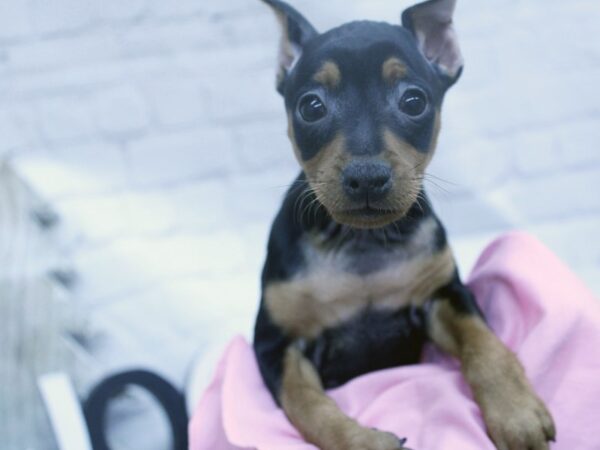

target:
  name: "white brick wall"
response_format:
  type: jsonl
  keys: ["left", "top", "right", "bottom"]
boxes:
{"left": 1, "top": 0, "right": 599, "bottom": 404}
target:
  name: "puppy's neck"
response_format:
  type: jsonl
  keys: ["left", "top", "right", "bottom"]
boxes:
{"left": 291, "top": 172, "right": 434, "bottom": 248}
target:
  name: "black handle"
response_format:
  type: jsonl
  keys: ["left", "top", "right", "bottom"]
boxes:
{"left": 83, "top": 369, "right": 188, "bottom": 450}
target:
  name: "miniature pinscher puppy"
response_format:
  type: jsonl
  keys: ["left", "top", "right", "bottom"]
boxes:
{"left": 253, "top": 1, "right": 556, "bottom": 449}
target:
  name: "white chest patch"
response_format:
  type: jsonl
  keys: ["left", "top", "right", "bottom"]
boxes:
{"left": 265, "top": 219, "right": 456, "bottom": 338}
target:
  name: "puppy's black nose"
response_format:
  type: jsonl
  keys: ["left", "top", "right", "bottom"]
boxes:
{"left": 342, "top": 161, "right": 392, "bottom": 203}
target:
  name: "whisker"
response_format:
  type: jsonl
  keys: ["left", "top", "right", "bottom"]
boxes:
{"left": 424, "top": 172, "right": 458, "bottom": 186}
{"left": 424, "top": 178, "right": 450, "bottom": 194}
{"left": 295, "top": 186, "right": 317, "bottom": 224}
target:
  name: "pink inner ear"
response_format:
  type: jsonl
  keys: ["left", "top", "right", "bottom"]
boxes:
{"left": 421, "top": 22, "right": 463, "bottom": 77}
{"left": 408, "top": 0, "right": 464, "bottom": 78}
{"left": 279, "top": 40, "right": 302, "bottom": 74}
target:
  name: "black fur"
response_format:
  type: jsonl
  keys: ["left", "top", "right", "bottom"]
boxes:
{"left": 253, "top": 0, "right": 478, "bottom": 405}
{"left": 285, "top": 21, "right": 449, "bottom": 158}
{"left": 253, "top": 175, "right": 466, "bottom": 401}
{"left": 304, "top": 305, "right": 427, "bottom": 389}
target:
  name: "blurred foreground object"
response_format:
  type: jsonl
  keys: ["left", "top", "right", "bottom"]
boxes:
{"left": 0, "top": 163, "right": 85, "bottom": 450}
{"left": 38, "top": 373, "right": 92, "bottom": 450}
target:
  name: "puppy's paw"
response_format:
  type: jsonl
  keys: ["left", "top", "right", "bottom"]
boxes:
{"left": 347, "top": 427, "right": 410, "bottom": 450}
{"left": 483, "top": 387, "right": 556, "bottom": 450}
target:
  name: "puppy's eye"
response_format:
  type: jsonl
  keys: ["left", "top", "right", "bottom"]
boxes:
{"left": 399, "top": 88, "right": 427, "bottom": 116}
{"left": 298, "top": 94, "right": 327, "bottom": 122}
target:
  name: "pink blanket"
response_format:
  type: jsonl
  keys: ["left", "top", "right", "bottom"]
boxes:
{"left": 189, "top": 232, "right": 600, "bottom": 449}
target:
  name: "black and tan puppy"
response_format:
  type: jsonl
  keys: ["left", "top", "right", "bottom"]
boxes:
{"left": 253, "top": 1, "right": 555, "bottom": 449}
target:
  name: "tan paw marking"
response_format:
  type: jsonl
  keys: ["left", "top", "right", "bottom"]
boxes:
{"left": 345, "top": 426, "right": 409, "bottom": 450}
{"left": 481, "top": 382, "right": 556, "bottom": 450}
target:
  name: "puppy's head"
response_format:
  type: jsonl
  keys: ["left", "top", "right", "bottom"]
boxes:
{"left": 263, "top": 0, "right": 463, "bottom": 229}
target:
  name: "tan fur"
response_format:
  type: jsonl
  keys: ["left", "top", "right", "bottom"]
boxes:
{"left": 280, "top": 346, "right": 404, "bottom": 450}
{"left": 287, "top": 117, "right": 437, "bottom": 229}
{"left": 382, "top": 57, "right": 408, "bottom": 84}
{"left": 380, "top": 127, "right": 431, "bottom": 217}
{"left": 428, "top": 300, "right": 556, "bottom": 450}
{"left": 313, "top": 60, "right": 342, "bottom": 89}
{"left": 266, "top": 219, "right": 455, "bottom": 339}
{"left": 288, "top": 122, "right": 354, "bottom": 223}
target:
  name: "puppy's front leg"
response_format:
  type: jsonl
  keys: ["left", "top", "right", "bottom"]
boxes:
{"left": 427, "top": 281, "right": 556, "bottom": 450}
{"left": 280, "top": 345, "right": 406, "bottom": 450}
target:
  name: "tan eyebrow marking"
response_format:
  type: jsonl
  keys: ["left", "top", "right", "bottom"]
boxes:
{"left": 382, "top": 57, "right": 407, "bottom": 84}
{"left": 313, "top": 61, "right": 341, "bottom": 88}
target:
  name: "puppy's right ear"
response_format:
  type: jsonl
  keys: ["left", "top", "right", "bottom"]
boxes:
{"left": 261, "top": 0, "right": 318, "bottom": 94}
{"left": 402, "top": 0, "right": 463, "bottom": 85}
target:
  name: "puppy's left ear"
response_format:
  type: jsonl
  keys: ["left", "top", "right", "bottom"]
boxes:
{"left": 262, "top": 0, "right": 318, "bottom": 94}
{"left": 402, "top": 0, "right": 463, "bottom": 84}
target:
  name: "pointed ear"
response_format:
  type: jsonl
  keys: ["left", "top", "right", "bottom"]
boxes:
{"left": 262, "top": 0, "right": 318, "bottom": 94}
{"left": 402, "top": 0, "right": 463, "bottom": 83}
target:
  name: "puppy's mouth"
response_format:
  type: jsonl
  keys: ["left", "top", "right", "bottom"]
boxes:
{"left": 340, "top": 206, "right": 399, "bottom": 217}
{"left": 331, "top": 205, "right": 405, "bottom": 229}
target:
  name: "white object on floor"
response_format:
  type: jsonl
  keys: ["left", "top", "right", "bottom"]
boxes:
{"left": 38, "top": 372, "right": 92, "bottom": 450}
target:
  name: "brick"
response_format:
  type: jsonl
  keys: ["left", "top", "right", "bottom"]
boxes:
{"left": 451, "top": 231, "right": 501, "bottom": 277}
{"left": 233, "top": 118, "right": 296, "bottom": 172}
{"left": 148, "top": 0, "right": 199, "bottom": 18}
{"left": 202, "top": 0, "right": 257, "bottom": 17}
{"left": 56, "top": 195, "right": 130, "bottom": 242}
{"left": 121, "top": 190, "right": 175, "bottom": 236}
{"left": 456, "top": 5, "right": 509, "bottom": 40}
{"left": 431, "top": 192, "right": 513, "bottom": 236}
{"left": 531, "top": 215, "right": 600, "bottom": 268}
{"left": 163, "top": 180, "right": 229, "bottom": 231}
{"left": 75, "top": 231, "right": 247, "bottom": 300}
{"left": 176, "top": 44, "right": 274, "bottom": 77}
{"left": 456, "top": 38, "right": 502, "bottom": 92}
{"left": 13, "top": 142, "right": 127, "bottom": 198}
{"left": 91, "top": 296, "right": 197, "bottom": 380}
{"left": 453, "top": 86, "right": 532, "bottom": 138}
{"left": 29, "top": 0, "right": 97, "bottom": 35}
{"left": 141, "top": 76, "right": 208, "bottom": 129}
{"left": 558, "top": 119, "right": 600, "bottom": 167}
{"left": 226, "top": 169, "right": 299, "bottom": 224}
{"left": 118, "top": 19, "right": 220, "bottom": 57}
{"left": 149, "top": 0, "right": 254, "bottom": 19}
{"left": 429, "top": 136, "right": 514, "bottom": 192}
{"left": 205, "top": 68, "right": 280, "bottom": 121}
{"left": 219, "top": 12, "right": 279, "bottom": 46}
{"left": 0, "top": 1, "right": 33, "bottom": 41}
{"left": 8, "top": 57, "right": 165, "bottom": 101}
{"left": 513, "top": 129, "right": 562, "bottom": 176}
{"left": 275, "top": 0, "right": 350, "bottom": 30}
{"left": 468, "top": 70, "right": 600, "bottom": 136}
{"left": 499, "top": 167, "right": 600, "bottom": 222}
{"left": 337, "top": 0, "right": 391, "bottom": 23}
{"left": 56, "top": 190, "right": 173, "bottom": 242}
{"left": 97, "top": 0, "right": 148, "bottom": 22}
{"left": 7, "top": 32, "right": 120, "bottom": 72}
{"left": 90, "top": 85, "right": 150, "bottom": 137}
{"left": 104, "top": 275, "right": 259, "bottom": 341}
{"left": 127, "top": 129, "right": 235, "bottom": 186}
{"left": 436, "top": 95, "right": 481, "bottom": 153}
{"left": 36, "top": 95, "right": 96, "bottom": 143}
{"left": 0, "top": 106, "right": 38, "bottom": 154}
{"left": 496, "top": 23, "right": 596, "bottom": 75}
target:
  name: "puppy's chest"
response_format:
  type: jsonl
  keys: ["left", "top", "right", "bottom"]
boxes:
{"left": 265, "top": 226, "right": 455, "bottom": 339}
